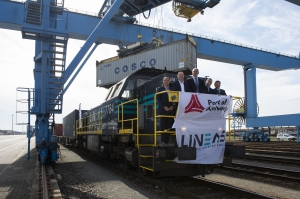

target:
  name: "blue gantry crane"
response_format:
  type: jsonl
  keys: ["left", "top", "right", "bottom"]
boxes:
{"left": 0, "top": 0, "right": 299, "bottom": 163}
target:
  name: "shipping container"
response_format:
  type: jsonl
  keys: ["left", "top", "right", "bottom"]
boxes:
{"left": 63, "top": 109, "right": 88, "bottom": 138}
{"left": 96, "top": 36, "right": 197, "bottom": 88}
{"left": 54, "top": 123, "right": 63, "bottom": 136}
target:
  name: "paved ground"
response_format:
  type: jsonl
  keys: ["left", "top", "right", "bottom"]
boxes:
{"left": 54, "top": 146, "right": 165, "bottom": 199}
{"left": 0, "top": 135, "right": 36, "bottom": 199}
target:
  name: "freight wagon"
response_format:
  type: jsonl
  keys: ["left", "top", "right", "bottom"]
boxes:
{"left": 62, "top": 109, "right": 88, "bottom": 143}
{"left": 54, "top": 123, "right": 63, "bottom": 136}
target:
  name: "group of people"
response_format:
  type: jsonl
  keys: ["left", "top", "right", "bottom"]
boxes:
{"left": 156, "top": 68, "right": 228, "bottom": 145}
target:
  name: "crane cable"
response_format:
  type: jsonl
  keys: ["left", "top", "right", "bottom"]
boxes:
{"left": 154, "top": 6, "right": 164, "bottom": 41}
{"left": 138, "top": 14, "right": 141, "bottom": 35}
{"left": 118, "top": 23, "right": 129, "bottom": 50}
{"left": 143, "top": 9, "right": 151, "bottom": 19}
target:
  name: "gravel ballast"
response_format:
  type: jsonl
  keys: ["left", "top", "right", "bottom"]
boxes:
{"left": 53, "top": 146, "right": 179, "bottom": 199}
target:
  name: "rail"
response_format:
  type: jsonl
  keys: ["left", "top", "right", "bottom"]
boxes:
{"left": 221, "top": 162, "right": 300, "bottom": 182}
{"left": 42, "top": 165, "right": 49, "bottom": 199}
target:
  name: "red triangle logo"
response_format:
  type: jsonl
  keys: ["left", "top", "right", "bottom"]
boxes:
{"left": 184, "top": 94, "right": 205, "bottom": 113}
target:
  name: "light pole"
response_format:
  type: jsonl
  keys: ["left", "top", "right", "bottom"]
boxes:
{"left": 12, "top": 114, "right": 14, "bottom": 134}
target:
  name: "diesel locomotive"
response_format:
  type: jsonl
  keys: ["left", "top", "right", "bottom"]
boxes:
{"left": 62, "top": 67, "right": 245, "bottom": 176}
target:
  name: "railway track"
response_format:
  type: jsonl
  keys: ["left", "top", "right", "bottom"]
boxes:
{"left": 39, "top": 164, "right": 50, "bottom": 199}
{"left": 64, "top": 145, "right": 275, "bottom": 199}
{"left": 247, "top": 146, "right": 300, "bottom": 151}
{"left": 38, "top": 164, "right": 62, "bottom": 199}
{"left": 235, "top": 142, "right": 300, "bottom": 148}
{"left": 240, "top": 154, "right": 300, "bottom": 165}
{"left": 220, "top": 162, "right": 300, "bottom": 182}
{"left": 245, "top": 148, "right": 300, "bottom": 157}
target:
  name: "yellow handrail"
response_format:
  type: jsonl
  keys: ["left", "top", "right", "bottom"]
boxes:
{"left": 76, "top": 111, "right": 102, "bottom": 136}
{"left": 117, "top": 99, "right": 139, "bottom": 144}
{"left": 227, "top": 96, "right": 244, "bottom": 140}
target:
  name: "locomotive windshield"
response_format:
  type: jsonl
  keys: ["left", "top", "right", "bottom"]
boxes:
{"left": 105, "top": 81, "right": 124, "bottom": 100}
{"left": 105, "top": 77, "right": 150, "bottom": 101}
{"left": 121, "top": 79, "right": 134, "bottom": 99}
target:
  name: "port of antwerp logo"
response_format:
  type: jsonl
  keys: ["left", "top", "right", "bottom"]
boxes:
{"left": 184, "top": 94, "right": 205, "bottom": 113}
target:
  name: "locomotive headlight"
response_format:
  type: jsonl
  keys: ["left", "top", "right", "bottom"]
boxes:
{"left": 218, "top": 127, "right": 223, "bottom": 131}
{"left": 181, "top": 126, "right": 187, "bottom": 131}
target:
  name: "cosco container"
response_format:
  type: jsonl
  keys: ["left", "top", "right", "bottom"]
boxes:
{"left": 96, "top": 36, "right": 197, "bottom": 88}
{"left": 63, "top": 109, "right": 88, "bottom": 138}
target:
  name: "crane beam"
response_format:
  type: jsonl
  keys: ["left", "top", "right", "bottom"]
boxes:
{"left": 1, "top": 0, "right": 299, "bottom": 71}
{"left": 246, "top": 114, "right": 300, "bottom": 127}
{"left": 285, "top": 0, "right": 300, "bottom": 6}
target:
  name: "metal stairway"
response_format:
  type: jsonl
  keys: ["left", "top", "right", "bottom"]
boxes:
{"left": 48, "top": 38, "right": 67, "bottom": 113}
{"left": 18, "top": 0, "right": 68, "bottom": 163}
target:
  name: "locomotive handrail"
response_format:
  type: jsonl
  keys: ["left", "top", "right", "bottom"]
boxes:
{"left": 76, "top": 111, "right": 102, "bottom": 135}
{"left": 117, "top": 99, "right": 138, "bottom": 136}
{"left": 154, "top": 91, "right": 178, "bottom": 146}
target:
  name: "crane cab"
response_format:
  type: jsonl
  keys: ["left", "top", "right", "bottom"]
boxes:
{"left": 172, "top": 0, "right": 220, "bottom": 22}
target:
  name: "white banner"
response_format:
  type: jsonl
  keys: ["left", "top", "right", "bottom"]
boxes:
{"left": 79, "top": 103, "right": 82, "bottom": 128}
{"left": 172, "top": 92, "right": 232, "bottom": 164}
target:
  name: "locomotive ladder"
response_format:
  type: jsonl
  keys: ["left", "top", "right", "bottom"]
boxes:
{"left": 139, "top": 91, "right": 178, "bottom": 171}
{"left": 138, "top": 117, "right": 176, "bottom": 172}
{"left": 118, "top": 99, "right": 155, "bottom": 171}
{"left": 118, "top": 93, "right": 177, "bottom": 172}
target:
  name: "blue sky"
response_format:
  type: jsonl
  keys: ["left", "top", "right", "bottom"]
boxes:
{"left": 0, "top": 0, "right": 299, "bottom": 131}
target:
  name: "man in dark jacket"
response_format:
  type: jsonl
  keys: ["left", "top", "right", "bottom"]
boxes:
{"left": 187, "top": 68, "right": 206, "bottom": 93}
{"left": 171, "top": 71, "right": 191, "bottom": 92}
{"left": 214, "top": 80, "right": 227, "bottom": 96}
{"left": 157, "top": 77, "right": 175, "bottom": 144}
{"left": 203, "top": 78, "right": 216, "bottom": 94}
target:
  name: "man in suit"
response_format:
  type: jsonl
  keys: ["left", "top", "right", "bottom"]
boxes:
{"left": 187, "top": 68, "right": 206, "bottom": 93}
{"left": 171, "top": 71, "right": 191, "bottom": 92}
{"left": 203, "top": 78, "right": 216, "bottom": 94}
{"left": 214, "top": 80, "right": 227, "bottom": 96}
{"left": 157, "top": 77, "right": 175, "bottom": 145}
